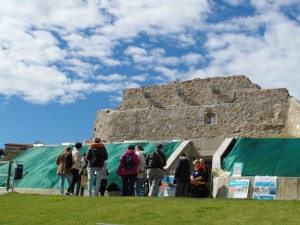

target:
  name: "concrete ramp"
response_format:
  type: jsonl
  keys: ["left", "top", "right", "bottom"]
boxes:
{"left": 212, "top": 138, "right": 236, "bottom": 169}
{"left": 165, "top": 140, "right": 196, "bottom": 173}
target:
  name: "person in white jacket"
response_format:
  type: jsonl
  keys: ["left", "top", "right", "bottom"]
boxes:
{"left": 134, "top": 145, "right": 146, "bottom": 196}
{"left": 66, "top": 142, "right": 82, "bottom": 196}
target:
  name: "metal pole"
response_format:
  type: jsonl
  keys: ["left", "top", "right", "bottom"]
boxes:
{"left": 6, "top": 161, "right": 12, "bottom": 192}
{"left": 12, "top": 161, "right": 17, "bottom": 193}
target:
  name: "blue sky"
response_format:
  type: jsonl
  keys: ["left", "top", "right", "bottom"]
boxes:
{"left": 1, "top": 0, "right": 300, "bottom": 148}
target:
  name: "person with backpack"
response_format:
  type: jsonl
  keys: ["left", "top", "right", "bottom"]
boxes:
{"left": 56, "top": 147, "right": 73, "bottom": 195}
{"left": 117, "top": 145, "right": 140, "bottom": 196}
{"left": 66, "top": 142, "right": 83, "bottom": 196}
{"left": 145, "top": 143, "right": 166, "bottom": 197}
{"left": 86, "top": 137, "right": 108, "bottom": 196}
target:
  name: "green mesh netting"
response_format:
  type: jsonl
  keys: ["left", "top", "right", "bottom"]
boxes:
{"left": 222, "top": 138, "right": 300, "bottom": 177}
{"left": 0, "top": 142, "right": 181, "bottom": 190}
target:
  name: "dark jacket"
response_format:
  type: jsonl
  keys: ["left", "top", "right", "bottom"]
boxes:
{"left": 86, "top": 143, "right": 108, "bottom": 168}
{"left": 191, "top": 166, "right": 209, "bottom": 183}
{"left": 145, "top": 150, "right": 166, "bottom": 169}
{"left": 174, "top": 157, "right": 190, "bottom": 184}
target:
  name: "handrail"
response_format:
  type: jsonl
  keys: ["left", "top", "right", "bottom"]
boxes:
{"left": 0, "top": 161, "right": 12, "bottom": 191}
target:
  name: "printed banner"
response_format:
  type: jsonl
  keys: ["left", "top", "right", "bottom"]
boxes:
{"left": 228, "top": 179, "right": 249, "bottom": 199}
{"left": 158, "top": 175, "right": 176, "bottom": 197}
{"left": 232, "top": 162, "right": 243, "bottom": 177}
{"left": 253, "top": 176, "right": 277, "bottom": 200}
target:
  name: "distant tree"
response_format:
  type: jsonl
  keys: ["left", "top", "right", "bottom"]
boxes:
{"left": 0, "top": 149, "right": 5, "bottom": 158}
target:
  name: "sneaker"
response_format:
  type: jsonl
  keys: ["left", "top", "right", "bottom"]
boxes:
{"left": 65, "top": 192, "right": 70, "bottom": 196}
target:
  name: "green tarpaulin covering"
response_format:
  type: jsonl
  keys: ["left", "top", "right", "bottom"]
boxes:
{"left": 0, "top": 142, "right": 181, "bottom": 190}
{"left": 222, "top": 138, "right": 300, "bottom": 177}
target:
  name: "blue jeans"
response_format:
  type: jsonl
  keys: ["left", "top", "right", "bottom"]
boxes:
{"left": 135, "top": 178, "right": 145, "bottom": 196}
{"left": 59, "top": 174, "right": 72, "bottom": 195}
{"left": 87, "top": 167, "right": 102, "bottom": 196}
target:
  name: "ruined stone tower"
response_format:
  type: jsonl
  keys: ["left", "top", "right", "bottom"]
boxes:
{"left": 93, "top": 75, "right": 300, "bottom": 142}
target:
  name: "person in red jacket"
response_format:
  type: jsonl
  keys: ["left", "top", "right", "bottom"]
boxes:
{"left": 117, "top": 145, "right": 140, "bottom": 196}
{"left": 86, "top": 137, "right": 108, "bottom": 197}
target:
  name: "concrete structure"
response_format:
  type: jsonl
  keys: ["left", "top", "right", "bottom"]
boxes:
{"left": 213, "top": 177, "right": 300, "bottom": 200}
{"left": 94, "top": 75, "right": 300, "bottom": 143}
{"left": 286, "top": 97, "right": 300, "bottom": 137}
{"left": 5, "top": 143, "right": 33, "bottom": 151}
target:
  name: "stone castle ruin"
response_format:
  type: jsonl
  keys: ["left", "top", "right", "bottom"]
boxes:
{"left": 93, "top": 75, "right": 300, "bottom": 142}
{"left": 3, "top": 75, "right": 299, "bottom": 199}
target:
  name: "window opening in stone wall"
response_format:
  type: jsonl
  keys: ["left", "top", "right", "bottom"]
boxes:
{"left": 211, "top": 85, "right": 220, "bottom": 94}
{"left": 210, "top": 116, "right": 215, "bottom": 125}
{"left": 204, "top": 112, "right": 216, "bottom": 125}
{"left": 176, "top": 88, "right": 185, "bottom": 97}
{"left": 143, "top": 92, "right": 151, "bottom": 99}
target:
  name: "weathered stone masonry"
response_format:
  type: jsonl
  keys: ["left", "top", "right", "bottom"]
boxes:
{"left": 93, "top": 75, "right": 300, "bottom": 142}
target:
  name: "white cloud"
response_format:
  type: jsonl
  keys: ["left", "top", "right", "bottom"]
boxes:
{"left": 154, "top": 66, "right": 179, "bottom": 82}
{"left": 95, "top": 73, "right": 127, "bottom": 82}
{"left": 130, "top": 74, "right": 148, "bottom": 82}
{"left": 100, "top": 0, "right": 210, "bottom": 38}
{"left": 181, "top": 53, "right": 204, "bottom": 65}
{"left": 251, "top": 0, "right": 300, "bottom": 11}
{"left": 223, "top": 0, "right": 245, "bottom": 6}
{"left": 186, "top": 6, "right": 300, "bottom": 99}
{"left": 177, "top": 34, "right": 197, "bottom": 47}
{"left": 125, "top": 46, "right": 202, "bottom": 68}
{"left": 0, "top": 0, "right": 300, "bottom": 105}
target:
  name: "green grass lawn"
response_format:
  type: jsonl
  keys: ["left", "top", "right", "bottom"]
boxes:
{"left": 0, "top": 193, "right": 299, "bottom": 225}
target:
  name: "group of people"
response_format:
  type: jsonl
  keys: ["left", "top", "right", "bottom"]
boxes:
{"left": 56, "top": 138, "right": 108, "bottom": 196}
{"left": 56, "top": 138, "right": 209, "bottom": 198}
{"left": 117, "top": 143, "right": 166, "bottom": 197}
{"left": 174, "top": 154, "right": 210, "bottom": 198}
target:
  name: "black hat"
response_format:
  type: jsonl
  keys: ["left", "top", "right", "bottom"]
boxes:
{"left": 156, "top": 143, "right": 163, "bottom": 149}
{"left": 128, "top": 145, "right": 135, "bottom": 150}
{"left": 136, "top": 145, "right": 144, "bottom": 150}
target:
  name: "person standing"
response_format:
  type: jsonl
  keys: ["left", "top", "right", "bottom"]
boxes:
{"left": 67, "top": 142, "right": 82, "bottom": 196}
{"left": 77, "top": 152, "right": 88, "bottom": 196}
{"left": 117, "top": 145, "right": 140, "bottom": 196}
{"left": 134, "top": 145, "right": 146, "bottom": 196}
{"left": 99, "top": 161, "right": 108, "bottom": 196}
{"left": 56, "top": 147, "right": 73, "bottom": 195}
{"left": 81, "top": 153, "right": 87, "bottom": 168}
{"left": 145, "top": 143, "right": 166, "bottom": 197}
{"left": 86, "top": 137, "right": 108, "bottom": 197}
{"left": 174, "top": 153, "right": 190, "bottom": 197}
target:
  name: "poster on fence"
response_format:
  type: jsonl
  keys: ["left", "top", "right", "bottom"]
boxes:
{"left": 228, "top": 179, "right": 249, "bottom": 199}
{"left": 232, "top": 162, "right": 243, "bottom": 177}
{"left": 158, "top": 175, "right": 176, "bottom": 197}
{"left": 253, "top": 176, "right": 277, "bottom": 200}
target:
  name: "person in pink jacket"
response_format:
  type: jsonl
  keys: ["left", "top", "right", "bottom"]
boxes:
{"left": 117, "top": 145, "right": 140, "bottom": 196}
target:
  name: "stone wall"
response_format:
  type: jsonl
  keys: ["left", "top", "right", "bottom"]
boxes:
{"left": 119, "top": 75, "right": 261, "bottom": 110}
{"left": 94, "top": 75, "right": 294, "bottom": 142}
